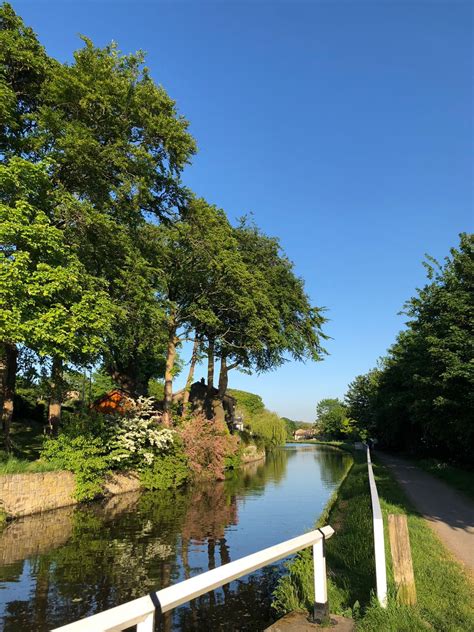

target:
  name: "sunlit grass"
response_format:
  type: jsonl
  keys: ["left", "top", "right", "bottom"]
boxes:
{"left": 0, "top": 454, "right": 58, "bottom": 474}
{"left": 273, "top": 448, "right": 474, "bottom": 631}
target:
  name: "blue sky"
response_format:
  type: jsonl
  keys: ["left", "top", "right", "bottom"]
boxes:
{"left": 13, "top": 1, "right": 473, "bottom": 421}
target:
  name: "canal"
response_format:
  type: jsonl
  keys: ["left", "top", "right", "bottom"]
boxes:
{"left": 0, "top": 444, "right": 351, "bottom": 631}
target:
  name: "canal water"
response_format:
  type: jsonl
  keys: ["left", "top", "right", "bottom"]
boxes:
{"left": 0, "top": 444, "right": 351, "bottom": 631}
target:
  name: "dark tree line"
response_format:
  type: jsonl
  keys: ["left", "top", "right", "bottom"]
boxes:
{"left": 345, "top": 234, "right": 473, "bottom": 464}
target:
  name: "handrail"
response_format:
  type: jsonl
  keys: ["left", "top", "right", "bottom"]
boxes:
{"left": 367, "top": 446, "right": 387, "bottom": 607}
{"left": 52, "top": 525, "right": 335, "bottom": 632}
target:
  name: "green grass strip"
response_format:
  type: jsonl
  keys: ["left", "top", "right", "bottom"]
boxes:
{"left": 273, "top": 448, "right": 474, "bottom": 631}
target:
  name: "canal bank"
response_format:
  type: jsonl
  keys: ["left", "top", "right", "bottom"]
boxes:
{"left": 273, "top": 445, "right": 474, "bottom": 631}
{"left": 0, "top": 444, "right": 265, "bottom": 520}
{"left": 0, "top": 443, "right": 351, "bottom": 631}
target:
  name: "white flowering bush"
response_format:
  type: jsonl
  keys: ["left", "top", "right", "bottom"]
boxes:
{"left": 107, "top": 397, "right": 176, "bottom": 468}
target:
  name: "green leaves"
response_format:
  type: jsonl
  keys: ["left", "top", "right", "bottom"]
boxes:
{"left": 0, "top": 158, "right": 114, "bottom": 360}
{"left": 345, "top": 233, "right": 474, "bottom": 463}
{"left": 315, "top": 398, "right": 354, "bottom": 439}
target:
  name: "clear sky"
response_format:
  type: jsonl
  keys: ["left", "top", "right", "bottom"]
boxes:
{"left": 13, "top": 1, "right": 473, "bottom": 421}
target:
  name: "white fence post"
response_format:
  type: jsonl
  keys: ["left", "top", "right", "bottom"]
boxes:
{"left": 312, "top": 531, "right": 329, "bottom": 624}
{"left": 367, "top": 446, "right": 388, "bottom": 607}
{"left": 136, "top": 611, "right": 154, "bottom": 632}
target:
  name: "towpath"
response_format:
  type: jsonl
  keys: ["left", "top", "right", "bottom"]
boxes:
{"left": 377, "top": 453, "right": 474, "bottom": 575}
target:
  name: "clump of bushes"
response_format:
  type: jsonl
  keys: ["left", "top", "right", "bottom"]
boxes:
{"left": 107, "top": 397, "right": 176, "bottom": 467}
{"left": 40, "top": 398, "right": 241, "bottom": 500}
{"left": 41, "top": 397, "right": 179, "bottom": 500}
{"left": 180, "top": 413, "right": 239, "bottom": 480}
{"left": 41, "top": 434, "right": 110, "bottom": 501}
{"left": 246, "top": 410, "right": 287, "bottom": 448}
{"left": 230, "top": 389, "right": 287, "bottom": 449}
{"left": 140, "top": 441, "right": 189, "bottom": 490}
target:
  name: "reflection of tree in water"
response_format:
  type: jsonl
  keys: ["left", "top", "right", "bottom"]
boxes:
{"left": 225, "top": 447, "right": 290, "bottom": 500}
{"left": 175, "top": 565, "right": 283, "bottom": 632}
{"left": 0, "top": 447, "right": 300, "bottom": 632}
{"left": 315, "top": 446, "right": 352, "bottom": 486}
{"left": 2, "top": 492, "right": 191, "bottom": 631}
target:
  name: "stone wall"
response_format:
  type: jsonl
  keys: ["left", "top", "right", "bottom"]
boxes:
{"left": 0, "top": 470, "right": 142, "bottom": 518}
{"left": 0, "top": 490, "right": 142, "bottom": 566}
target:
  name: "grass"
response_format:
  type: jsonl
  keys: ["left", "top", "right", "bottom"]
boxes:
{"left": 0, "top": 419, "right": 58, "bottom": 475}
{"left": 273, "top": 447, "right": 474, "bottom": 631}
{"left": 0, "top": 455, "right": 58, "bottom": 474}
{"left": 6, "top": 418, "right": 45, "bottom": 460}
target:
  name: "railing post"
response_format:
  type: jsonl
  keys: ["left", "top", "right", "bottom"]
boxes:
{"left": 136, "top": 611, "right": 154, "bottom": 632}
{"left": 313, "top": 532, "right": 330, "bottom": 625}
{"left": 367, "top": 446, "right": 388, "bottom": 608}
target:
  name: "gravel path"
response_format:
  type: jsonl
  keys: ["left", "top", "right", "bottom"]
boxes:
{"left": 377, "top": 452, "right": 474, "bottom": 575}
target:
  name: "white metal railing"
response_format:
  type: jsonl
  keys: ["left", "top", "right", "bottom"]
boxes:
{"left": 367, "top": 446, "right": 387, "bottom": 607}
{"left": 52, "top": 525, "right": 335, "bottom": 631}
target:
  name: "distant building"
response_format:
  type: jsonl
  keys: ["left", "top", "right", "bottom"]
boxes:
{"left": 294, "top": 428, "right": 316, "bottom": 440}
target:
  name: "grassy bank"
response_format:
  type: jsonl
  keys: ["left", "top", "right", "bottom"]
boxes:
{"left": 273, "top": 448, "right": 474, "bottom": 631}
{"left": 0, "top": 456, "right": 58, "bottom": 475}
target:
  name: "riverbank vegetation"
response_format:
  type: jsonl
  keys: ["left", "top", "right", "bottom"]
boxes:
{"left": 229, "top": 389, "right": 287, "bottom": 448}
{"left": 0, "top": 4, "right": 327, "bottom": 487}
{"left": 273, "top": 448, "right": 474, "bottom": 631}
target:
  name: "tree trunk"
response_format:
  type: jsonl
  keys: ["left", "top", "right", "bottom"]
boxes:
{"left": 1, "top": 343, "right": 17, "bottom": 453}
{"left": 182, "top": 335, "right": 199, "bottom": 415}
{"left": 163, "top": 322, "right": 177, "bottom": 426}
{"left": 47, "top": 357, "right": 63, "bottom": 436}
{"left": 110, "top": 370, "right": 139, "bottom": 397}
{"left": 218, "top": 354, "right": 228, "bottom": 399}
{"left": 207, "top": 337, "right": 215, "bottom": 390}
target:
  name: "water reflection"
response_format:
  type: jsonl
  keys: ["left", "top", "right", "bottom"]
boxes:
{"left": 0, "top": 445, "right": 351, "bottom": 631}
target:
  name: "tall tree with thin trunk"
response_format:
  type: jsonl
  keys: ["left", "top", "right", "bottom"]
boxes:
{"left": 182, "top": 334, "right": 201, "bottom": 413}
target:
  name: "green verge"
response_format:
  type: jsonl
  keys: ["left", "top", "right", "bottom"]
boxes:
{"left": 0, "top": 455, "right": 58, "bottom": 474}
{"left": 273, "top": 448, "right": 474, "bottom": 631}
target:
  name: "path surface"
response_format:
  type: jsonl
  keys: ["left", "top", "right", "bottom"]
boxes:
{"left": 377, "top": 453, "right": 474, "bottom": 575}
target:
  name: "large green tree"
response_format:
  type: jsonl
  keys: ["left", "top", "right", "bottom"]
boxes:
{"left": 151, "top": 198, "right": 244, "bottom": 423}
{"left": 344, "top": 369, "right": 380, "bottom": 440}
{"left": 314, "top": 398, "right": 353, "bottom": 439}
{"left": 0, "top": 158, "right": 113, "bottom": 441}
{"left": 220, "top": 220, "right": 327, "bottom": 391}
{"left": 1, "top": 5, "right": 197, "bottom": 428}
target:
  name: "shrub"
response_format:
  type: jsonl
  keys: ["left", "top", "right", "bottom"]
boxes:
{"left": 107, "top": 397, "right": 175, "bottom": 468}
{"left": 41, "top": 434, "right": 110, "bottom": 501}
{"left": 140, "top": 442, "right": 189, "bottom": 490}
{"left": 180, "top": 414, "right": 239, "bottom": 480}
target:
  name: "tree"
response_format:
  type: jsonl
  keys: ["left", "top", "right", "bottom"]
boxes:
{"left": 151, "top": 198, "right": 247, "bottom": 423}
{"left": 0, "top": 158, "right": 114, "bottom": 439}
{"left": 1, "top": 6, "right": 198, "bottom": 434}
{"left": 37, "top": 36, "right": 196, "bottom": 224}
{"left": 228, "top": 389, "right": 265, "bottom": 417}
{"left": 0, "top": 3, "right": 52, "bottom": 158}
{"left": 344, "top": 369, "right": 380, "bottom": 440}
{"left": 314, "top": 398, "right": 352, "bottom": 439}
{"left": 34, "top": 34, "right": 197, "bottom": 398}
{"left": 224, "top": 220, "right": 328, "bottom": 387}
